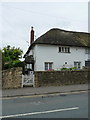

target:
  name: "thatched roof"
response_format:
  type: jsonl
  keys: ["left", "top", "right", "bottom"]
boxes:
{"left": 24, "top": 28, "right": 90, "bottom": 57}
{"left": 34, "top": 28, "right": 90, "bottom": 46}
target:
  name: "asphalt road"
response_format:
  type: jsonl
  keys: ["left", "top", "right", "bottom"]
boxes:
{"left": 1, "top": 91, "right": 89, "bottom": 119}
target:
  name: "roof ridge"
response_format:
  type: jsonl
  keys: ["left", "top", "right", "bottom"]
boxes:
{"left": 50, "top": 28, "right": 89, "bottom": 34}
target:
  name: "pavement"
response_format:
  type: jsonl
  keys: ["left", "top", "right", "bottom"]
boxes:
{"left": 1, "top": 84, "right": 89, "bottom": 98}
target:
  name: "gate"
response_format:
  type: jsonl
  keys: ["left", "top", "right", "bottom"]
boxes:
{"left": 22, "top": 71, "right": 35, "bottom": 87}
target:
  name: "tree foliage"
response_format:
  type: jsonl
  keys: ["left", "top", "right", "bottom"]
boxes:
{"left": 2, "top": 45, "right": 23, "bottom": 69}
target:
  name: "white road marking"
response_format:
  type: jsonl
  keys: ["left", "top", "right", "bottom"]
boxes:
{"left": 0, "top": 107, "right": 79, "bottom": 118}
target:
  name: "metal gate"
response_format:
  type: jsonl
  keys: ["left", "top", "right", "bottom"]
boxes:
{"left": 22, "top": 71, "right": 35, "bottom": 87}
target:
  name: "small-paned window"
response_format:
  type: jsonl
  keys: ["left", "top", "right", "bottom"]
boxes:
{"left": 45, "top": 63, "right": 48, "bottom": 70}
{"left": 85, "top": 48, "right": 90, "bottom": 54}
{"left": 74, "top": 62, "right": 81, "bottom": 69}
{"left": 45, "top": 62, "right": 53, "bottom": 70}
{"left": 59, "top": 47, "right": 70, "bottom": 53}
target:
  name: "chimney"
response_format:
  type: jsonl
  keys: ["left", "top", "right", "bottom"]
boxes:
{"left": 30, "top": 26, "right": 34, "bottom": 45}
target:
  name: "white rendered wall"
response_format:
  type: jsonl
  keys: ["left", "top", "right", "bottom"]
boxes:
{"left": 34, "top": 44, "right": 87, "bottom": 71}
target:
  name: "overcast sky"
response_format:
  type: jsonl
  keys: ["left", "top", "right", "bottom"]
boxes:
{"left": 0, "top": 1, "right": 89, "bottom": 58}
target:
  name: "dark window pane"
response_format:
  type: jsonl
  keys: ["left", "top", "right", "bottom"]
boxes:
{"left": 78, "top": 62, "right": 81, "bottom": 69}
{"left": 74, "top": 62, "right": 81, "bottom": 69}
{"left": 49, "top": 63, "right": 52, "bottom": 70}
{"left": 65, "top": 47, "right": 67, "bottom": 52}
{"left": 45, "top": 63, "right": 48, "bottom": 70}
{"left": 68, "top": 48, "right": 70, "bottom": 53}
{"left": 62, "top": 47, "right": 64, "bottom": 52}
{"left": 59, "top": 47, "right": 61, "bottom": 52}
{"left": 74, "top": 62, "right": 77, "bottom": 68}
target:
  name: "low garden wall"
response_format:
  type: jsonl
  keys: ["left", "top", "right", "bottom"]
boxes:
{"left": 2, "top": 67, "right": 22, "bottom": 89}
{"left": 34, "top": 70, "right": 89, "bottom": 87}
{"left": 2, "top": 68, "right": 89, "bottom": 89}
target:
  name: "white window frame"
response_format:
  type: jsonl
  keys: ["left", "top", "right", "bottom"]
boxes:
{"left": 74, "top": 62, "right": 81, "bottom": 69}
{"left": 59, "top": 46, "right": 70, "bottom": 53}
{"left": 85, "top": 48, "right": 90, "bottom": 54}
{"left": 45, "top": 62, "right": 53, "bottom": 70}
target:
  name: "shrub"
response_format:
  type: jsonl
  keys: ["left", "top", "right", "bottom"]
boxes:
{"left": 61, "top": 67, "right": 77, "bottom": 71}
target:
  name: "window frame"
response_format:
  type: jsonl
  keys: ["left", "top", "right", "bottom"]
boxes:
{"left": 44, "top": 62, "right": 53, "bottom": 70}
{"left": 85, "top": 48, "right": 90, "bottom": 54}
{"left": 58, "top": 46, "right": 70, "bottom": 53}
{"left": 74, "top": 62, "right": 81, "bottom": 69}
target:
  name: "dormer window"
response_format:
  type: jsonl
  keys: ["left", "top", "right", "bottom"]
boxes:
{"left": 59, "top": 46, "right": 70, "bottom": 53}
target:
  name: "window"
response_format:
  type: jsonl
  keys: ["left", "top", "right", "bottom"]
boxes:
{"left": 85, "top": 48, "right": 90, "bottom": 54}
{"left": 59, "top": 47, "right": 70, "bottom": 53}
{"left": 68, "top": 47, "right": 70, "bottom": 53}
{"left": 74, "top": 62, "right": 81, "bottom": 69}
{"left": 25, "top": 64, "right": 32, "bottom": 70}
{"left": 65, "top": 47, "right": 67, "bottom": 53}
{"left": 62, "top": 47, "right": 64, "bottom": 52}
{"left": 45, "top": 63, "right": 48, "bottom": 70}
{"left": 45, "top": 62, "right": 53, "bottom": 70}
{"left": 49, "top": 63, "right": 52, "bottom": 70}
{"left": 59, "top": 47, "right": 61, "bottom": 52}
{"left": 27, "top": 64, "right": 30, "bottom": 69}
{"left": 85, "top": 61, "right": 90, "bottom": 67}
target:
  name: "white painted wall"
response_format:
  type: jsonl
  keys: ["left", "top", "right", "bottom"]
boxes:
{"left": 32, "top": 44, "right": 88, "bottom": 71}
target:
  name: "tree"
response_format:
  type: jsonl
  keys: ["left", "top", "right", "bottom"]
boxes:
{"left": 2, "top": 45, "right": 23, "bottom": 69}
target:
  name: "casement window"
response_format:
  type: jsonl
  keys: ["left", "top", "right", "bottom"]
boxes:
{"left": 85, "top": 61, "right": 90, "bottom": 67}
{"left": 74, "top": 62, "right": 81, "bottom": 69}
{"left": 25, "top": 64, "right": 30, "bottom": 69}
{"left": 45, "top": 62, "right": 53, "bottom": 70}
{"left": 59, "top": 47, "right": 70, "bottom": 53}
{"left": 85, "top": 48, "right": 90, "bottom": 54}
{"left": 25, "top": 64, "right": 32, "bottom": 70}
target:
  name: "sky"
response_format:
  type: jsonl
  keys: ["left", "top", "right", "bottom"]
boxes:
{"left": 0, "top": 1, "right": 89, "bottom": 59}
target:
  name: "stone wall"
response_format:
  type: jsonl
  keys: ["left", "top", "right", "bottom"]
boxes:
{"left": 34, "top": 70, "right": 89, "bottom": 87}
{"left": 2, "top": 67, "right": 22, "bottom": 89}
{"left": 2, "top": 68, "right": 89, "bottom": 89}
